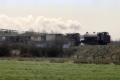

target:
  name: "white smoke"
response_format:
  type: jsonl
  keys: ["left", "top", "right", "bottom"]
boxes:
{"left": 0, "top": 14, "right": 81, "bottom": 33}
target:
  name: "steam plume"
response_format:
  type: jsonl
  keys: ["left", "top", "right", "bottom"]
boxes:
{"left": 0, "top": 14, "right": 81, "bottom": 33}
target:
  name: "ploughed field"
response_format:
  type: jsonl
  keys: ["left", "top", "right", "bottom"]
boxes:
{"left": 0, "top": 60, "right": 120, "bottom": 80}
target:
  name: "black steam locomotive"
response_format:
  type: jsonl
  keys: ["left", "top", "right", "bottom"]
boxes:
{"left": 82, "top": 32, "right": 111, "bottom": 45}
{"left": 66, "top": 32, "right": 111, "bottom": 45}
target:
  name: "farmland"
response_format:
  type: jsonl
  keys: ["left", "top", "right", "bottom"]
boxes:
{"left": 0, "top": 60, "right": 120, "bottom": 80}
{"left": 0, "top": 45, "right": 120, "bottom": 80}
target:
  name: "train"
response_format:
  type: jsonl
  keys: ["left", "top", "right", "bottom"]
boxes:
{"left": 0, "top": 29, "right": 111, "bottom": 46}
{"left": 67, "top": 32, "right": 111, "bottom": 45}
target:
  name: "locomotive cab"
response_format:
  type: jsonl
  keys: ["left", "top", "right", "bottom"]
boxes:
{"left": 97, "top": 32, "right": 111, "bottom": 45}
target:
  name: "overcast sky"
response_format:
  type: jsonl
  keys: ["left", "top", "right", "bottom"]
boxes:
{"left": 0, "top": 0, "right": 120, "bottom": 40}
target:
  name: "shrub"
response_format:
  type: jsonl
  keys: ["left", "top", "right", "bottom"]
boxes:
{"left": 0, "top": 43, "right": 11, "bottom": 57}
{"left": 46, "top": 47, "right": 63, "bottom": 57}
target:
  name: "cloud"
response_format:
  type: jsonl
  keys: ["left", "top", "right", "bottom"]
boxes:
{"left": 0, "top": 14, "right": 81, "bottom": 33}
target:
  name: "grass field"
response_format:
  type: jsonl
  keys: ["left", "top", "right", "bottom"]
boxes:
{"left": 0, "top": 60, "right": 120, "bottom": 80}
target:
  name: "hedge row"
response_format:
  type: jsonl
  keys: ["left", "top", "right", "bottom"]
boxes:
{"left": 0, "top": 42, "right": 64, "bottom": 57}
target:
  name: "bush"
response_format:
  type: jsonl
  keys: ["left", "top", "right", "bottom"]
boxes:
{"left": 19, "top": 44, "right": 63, "bottom": 57}
{"left": 0, "top": 43, "right": 11, "bottom": 57}
{"left": 63, "top": 47, "right": 77, "bottom": 57}
{"left": 46, "top": 48, "right": 63, "bottom": 57}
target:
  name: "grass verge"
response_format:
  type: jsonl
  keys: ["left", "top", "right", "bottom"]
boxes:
{"left": 0, "top": 60, "right": 120, "bottom": 80}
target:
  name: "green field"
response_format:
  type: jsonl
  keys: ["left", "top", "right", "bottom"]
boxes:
{"left": 0, "top": 60, "right": 120, "bottom": 80}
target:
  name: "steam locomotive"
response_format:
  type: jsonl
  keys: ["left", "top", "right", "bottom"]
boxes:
{"left": 66, "top": 32, "right": 111, "bottom": 45}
